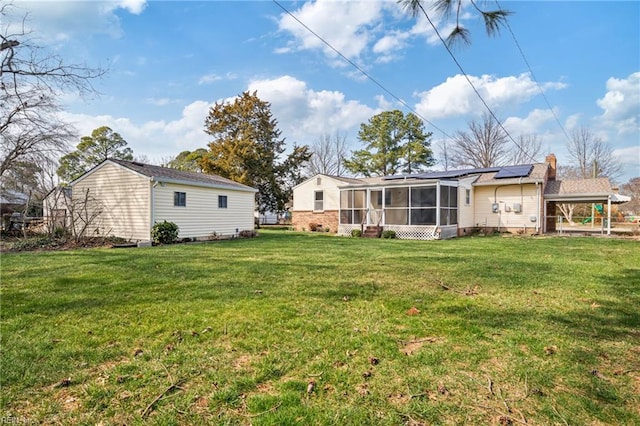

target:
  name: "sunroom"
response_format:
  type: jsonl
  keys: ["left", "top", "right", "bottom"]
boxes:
{"left": 337, "top": 180, "right": 459, "bottom": 240}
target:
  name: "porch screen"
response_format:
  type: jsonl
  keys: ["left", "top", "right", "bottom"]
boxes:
{"left": 439, "top": 185, "right": 458, "bottom": 225}
{"left": 409, "top": 187, "right": 437, "bottom": 225}
{"left": 340, "top": 190, "right": 366, "bottom": 224}
{"left": 385, "top": 187, "right": 409, "bottom": 225}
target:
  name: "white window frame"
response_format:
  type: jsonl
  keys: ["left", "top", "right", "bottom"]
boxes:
{"left": 314, "top": 191, "right": 324, "bottom": 212}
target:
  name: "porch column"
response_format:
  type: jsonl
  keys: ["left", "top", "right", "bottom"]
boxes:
{"left": 607, "top": 196, "right": 612, "bottom": 236}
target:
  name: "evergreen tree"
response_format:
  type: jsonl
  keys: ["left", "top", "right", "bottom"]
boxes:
{"left": 201, "top": 91, "right": 310, "bottom": 214}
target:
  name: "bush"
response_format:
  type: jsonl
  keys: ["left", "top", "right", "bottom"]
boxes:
{"left": 351, "top": 229, "right": 362, "bottom": 238}
{"left": 308, "top": 222, "right": 318, "bottom": 232}
{"left": 151, "top": 221, "right": 179, "bottom": 244}
{"left": 381, "top": 230, "right": 396, "bottom": 239}
{"left": 239, "top": 229, "right": 257, "bottom": 238}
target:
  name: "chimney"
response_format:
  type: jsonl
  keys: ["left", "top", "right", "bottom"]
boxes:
{"left": 545, "top": 153, "right": 557, "bottom": 181}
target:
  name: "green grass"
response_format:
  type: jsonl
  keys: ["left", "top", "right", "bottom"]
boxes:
{"left": 1, "top": 231, "right": 639, "bottom": 425}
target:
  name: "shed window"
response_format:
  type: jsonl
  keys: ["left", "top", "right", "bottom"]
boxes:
{"left": 174, "top": 192, "right": 186, "bottom": 207}
{"left": 218, "top": 195, "right": 228, "bottom": 209}
{"left": 314, "top": 191, "right": 324, "bottom": 211}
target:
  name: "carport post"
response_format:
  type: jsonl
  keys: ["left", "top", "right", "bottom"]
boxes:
{"left": 607, "top": 196, "right": 612, "bottom": 236}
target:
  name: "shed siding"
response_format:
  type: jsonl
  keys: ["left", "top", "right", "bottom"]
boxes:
{"left": 473, "top": 184, "right": 539, "bottom": 230}
{"left": 154, "top": 183, "right": 254, "bottom": 238}
{"left": 73, "top": 162, "right": 151, "bottom": 240}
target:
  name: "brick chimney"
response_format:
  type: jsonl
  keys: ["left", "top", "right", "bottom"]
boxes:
{"left": 545, "top": 153, "right": 557, "bottom": 181}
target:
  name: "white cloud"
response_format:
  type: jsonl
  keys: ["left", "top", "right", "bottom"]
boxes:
{"left": 414, "top": 73, "right": 567, "bottom": 119}
{"left": 247, "top": 75, "right": 378, "bottom": 142}
{"left": 504, "top": 109, "right": 555, "bottom": 136}
{"left": 596, "top": 72, "right": 640, "bottom": 135}
{"left": 613, "top": 145, "right": 640, "bottom": 167}
{"left": 58, "top": 100, "right": 212, "bottom": 161}
{"left": 10, "top": 0, "right": 147, "bottom": 43}
{"left": 198, "top": 72, "right": 238, "bottom": 85}
{"left": 57, "top": 75, "right": 379, "bottom": 160}
{"left": 276, "top": 0, "right": 385, "bottom": 63}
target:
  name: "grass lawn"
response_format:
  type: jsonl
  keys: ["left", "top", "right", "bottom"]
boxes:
{"left": 1, "top": 231, "right": 639, "bottom": 425}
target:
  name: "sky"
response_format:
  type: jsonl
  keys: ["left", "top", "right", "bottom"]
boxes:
{"left": 6, "top": 0, "right": 640, "bottom": 183}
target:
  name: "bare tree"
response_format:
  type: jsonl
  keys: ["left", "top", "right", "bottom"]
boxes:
{"left": 451, "top": 113, "right": 509, "bottom": 168}
{"left": 306, "top": 131, "right": 349, "bottom": 176}
{"left": 435, "top": 139, "right": 452, "bottom": 171}
{"left": 67, "top": 187, "right": 105, "bottom": 242}
{"left": 1, "top": 3, "right": 104, "bottom": 178}
{"left": 508, "top": 134, "right": 543, "bottom": 165}
{"left": 566, "top": 126, "right": 622, "bottom": 179}
{"left": 620, "top": 177, "right": 640, "bottom": 214}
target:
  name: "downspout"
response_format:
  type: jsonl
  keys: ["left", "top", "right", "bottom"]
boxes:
{"left": 151, "top": 180, "right": 159, "bottom": 239}
{"left": 535, "top": 182, "right": 540, "bottom": 233}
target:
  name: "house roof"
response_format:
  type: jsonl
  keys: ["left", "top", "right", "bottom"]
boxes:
{"left": 543, "top": 178, "right": 627, "bottom": 203}
{"left": 292, "top": 174, "right": 365, "bottom": 190}
{"left": 473, "top": 163, "right": 548, "bottom": 186}
{"left": 86, "top": 159, "right": 257, "bottom": 192}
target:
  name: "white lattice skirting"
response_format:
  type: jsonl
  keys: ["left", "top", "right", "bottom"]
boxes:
{"left": 384, "top": 225, "right": 440, "bottom": 240}
{"left": 338, "top": 224, "right": 362, "bottom": 237}
{"left": 338, "top": 224, "right": 448, "bottom": 240}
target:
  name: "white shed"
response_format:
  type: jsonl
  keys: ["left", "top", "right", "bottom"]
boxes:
{"left": 67, "top": 159, "right": 257, "bottom": 241}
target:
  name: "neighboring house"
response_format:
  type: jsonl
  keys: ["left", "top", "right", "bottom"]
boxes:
{"left": 292, "top": 154, "right": 629, "bottom": 239}
{"left": 51, "top": 159, "right": 257, "bottom": 241}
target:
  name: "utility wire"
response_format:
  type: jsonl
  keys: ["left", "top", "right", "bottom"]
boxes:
{"left": 272, "top": 0, "right": 453, "bottom": 140}
{"left": 495, "top": 0, "right": 574, "bottom": 146}
{"left": 411, "top": 1, "right": 537, "bottom": 163}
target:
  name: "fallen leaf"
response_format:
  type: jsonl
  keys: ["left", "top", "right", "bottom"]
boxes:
{"left": 544, "top": 345, "right": 557, "bottom": 355}
{"left": 406, "top": 307, "right": 420, "bottom": 316}
{"left": 307, "top": 380, "right": 315, "bottom": 394}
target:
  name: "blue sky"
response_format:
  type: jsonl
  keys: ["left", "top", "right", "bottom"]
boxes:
{"left": 9, "top": 0, "right": 640, "bottom": 182}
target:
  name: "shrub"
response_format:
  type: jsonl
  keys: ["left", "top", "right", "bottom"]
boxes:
{"left": 351, "top": 229, "right": 362, "bottom": 238}
{"left": 239, "top": 229, "right": 257, "bottom": 238}
{"left": 308, "top": 222, "right": 318, "bottom": 232}
{"left": 381, "top": 230, "right": 396, "bottom": 239}
{"left": 151, "top": 221, "right": 179, "bottom": 244}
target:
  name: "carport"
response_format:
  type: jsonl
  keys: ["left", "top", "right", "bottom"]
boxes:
{"left": 544, "top": 178, "right": 631, "bottom": 235}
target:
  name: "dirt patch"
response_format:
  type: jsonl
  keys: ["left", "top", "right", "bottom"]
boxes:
{"left": 1, "top": 235, "right": 129, "bottom": 252}
{"left": 400, "top": 337, "right": 441, "bottom": 355}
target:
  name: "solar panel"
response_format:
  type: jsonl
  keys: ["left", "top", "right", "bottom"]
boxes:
{"left": 494, "top": 164, "right": 533, "bottom": 179}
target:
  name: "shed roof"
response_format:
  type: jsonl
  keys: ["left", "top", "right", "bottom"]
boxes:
{"left": 85, "top": 159, "right": 257, "bottom": 192}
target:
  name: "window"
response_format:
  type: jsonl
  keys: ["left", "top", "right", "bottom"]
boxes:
{"left": 218, "top": 195, "right": 228, "bottom": 208}
{"left": 465, "top": 189, "right": 471, "bottom": 205}
{"left": 174, "top": 191, "right": 186, "bottom": 207}
{"left": 314, "top": 191, "right": 324, "bottom": 211}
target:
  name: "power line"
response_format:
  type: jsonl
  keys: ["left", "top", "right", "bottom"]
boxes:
{"left": 495, "top": 0, "right": 574, "bottom": 146}
{"left": 410, "top": 1, "right": 537, "bottom": 164}
{"left": 271, "top": 0, "right": 453, "bottom": 140}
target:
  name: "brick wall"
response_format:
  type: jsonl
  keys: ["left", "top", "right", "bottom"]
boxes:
{"left": 292, "top": 210, "right": 339, "bottom": 233}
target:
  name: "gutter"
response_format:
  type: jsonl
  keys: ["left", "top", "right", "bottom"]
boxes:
{"left": 150, "top": 176, "right": 258, "bottom": 193}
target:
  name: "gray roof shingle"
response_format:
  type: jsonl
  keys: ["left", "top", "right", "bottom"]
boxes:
{"left": 108, "top": 159, "right": 256, "bottom": 192}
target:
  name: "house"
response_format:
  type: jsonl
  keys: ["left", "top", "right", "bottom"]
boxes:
{"left": 292, "top": 154, "right": 629, "bottom": 239}
{"left": 51, "top": 159, "right": 257, "bottom": 241}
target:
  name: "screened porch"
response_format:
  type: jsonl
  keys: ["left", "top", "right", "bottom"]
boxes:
{"left": 337, "top": 181, "right": 459, "bottom": 240}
